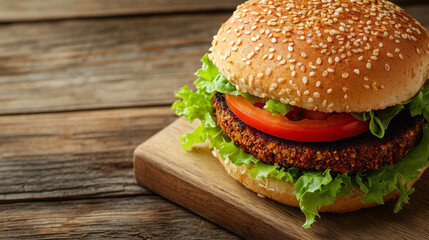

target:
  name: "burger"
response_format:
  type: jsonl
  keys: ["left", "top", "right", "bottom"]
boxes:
{"left": 173, "top": 0, "right": 429, "bottom": 228}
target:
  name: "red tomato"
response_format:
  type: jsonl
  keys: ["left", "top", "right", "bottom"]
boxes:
{"left": 224, "top": 94, "right": 369, "bottom": 142}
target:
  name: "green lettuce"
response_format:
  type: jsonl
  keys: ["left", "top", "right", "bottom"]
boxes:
{"left": 194, "top": 54, "right": 293, "bottom": 115}
{"left": 263, "top": 100, "right": 294, "bottom": 115}
{"left": 352, "top": 82, "right": 429, "bottom": 138}
{"left": 173, "top": 54, "right": 429, "bottom": 228}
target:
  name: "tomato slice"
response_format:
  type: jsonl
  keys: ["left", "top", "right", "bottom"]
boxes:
{"left": 224, "top": 94, "right": 369, "bottom": 142}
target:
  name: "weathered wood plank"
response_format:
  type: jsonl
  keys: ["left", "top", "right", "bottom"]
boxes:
{"left": 0, "top": 107, "right": 177, "bottom": 202}
{"left": 0, "top": 0, "right": 421, "bottom": 23}
{"left": 0, "top": 195, "right": 239, "bottom": 239}
{"left": 0, "top": 14, "right": 426, "bottom": 115}
{"left": 0, "top": 14, "right": 230, "bottom": 115}
{"left": 0, "top": 0, "right": 245, "bottom": 22}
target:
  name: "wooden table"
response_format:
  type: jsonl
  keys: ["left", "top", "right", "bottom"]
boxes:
{"left": 0, "top": 1, "right": 427, "bottom": 239}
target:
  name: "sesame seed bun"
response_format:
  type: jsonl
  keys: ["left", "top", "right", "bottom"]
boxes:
{"left": 212, "top": 148, "right": 428, "bottom": 213}
{"left": 210, "top": 0, "right": 429, "bottom": 113}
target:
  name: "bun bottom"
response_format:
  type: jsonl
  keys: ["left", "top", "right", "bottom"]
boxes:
{"left": 212, "top": 149, "right": 428, "bottom": 213}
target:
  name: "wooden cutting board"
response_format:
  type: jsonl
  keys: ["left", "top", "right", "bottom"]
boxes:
{"left": 133, "top": 117, "right": 429, "bottom": 240}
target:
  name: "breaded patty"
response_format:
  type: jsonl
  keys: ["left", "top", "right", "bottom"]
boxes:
{"left": 212, "top": 93, "right": 424, "bottom": 173}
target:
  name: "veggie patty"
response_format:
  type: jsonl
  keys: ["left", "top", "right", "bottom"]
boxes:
{"left": 213, "top": 93, "right": 424, "bottom": 173}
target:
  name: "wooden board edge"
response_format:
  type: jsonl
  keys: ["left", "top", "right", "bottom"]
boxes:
{"left": 133, "top": 118, "right": 297, "bottom": 240}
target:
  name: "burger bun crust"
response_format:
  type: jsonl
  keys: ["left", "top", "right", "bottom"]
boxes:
{"left": 213, "top": 148, "right": 428, "bottom": 213}
{"left": 211, "top": 0, "right": 429, "bottom": 113}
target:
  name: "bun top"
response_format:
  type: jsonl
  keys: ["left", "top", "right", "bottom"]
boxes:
{"left": 210, "top": 0, "right": 429, "bottom": 113}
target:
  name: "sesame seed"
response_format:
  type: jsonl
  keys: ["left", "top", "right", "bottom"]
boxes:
{"left": 322, "top": 71, "right": 328, "bottom": 77}
{"left": 293, "top": 84, "right": 299, "bottom": 90}
{"left": 302, "top": 77, "right": 308, "bottom": 84}
{"left": 342, "top": 73, "right": 349, "bottom": 78}
{"left": 327, "top": 89, "right": 333, "bottom": 94}
{"left": 314, "top": 92, "right": 320, "bottom": 98}
{"left": 269, "top": 48, "right": 275, "bottom": 52}
{"left": 270, "top": 83, "right": 278, "bottom": 90}
{"left": 309, "top": 72, "right": 315, "bottom": 77}
{"left": 399, "top": 54, "right": 404, "bottom": 60}
{"left": 316, "top": 58, "right": 322, "bottom": 65}
{"left": 385, "top": 64, "right": 391, "bottom": 71}
{"left": 288, "top": 46, "right": 294, "bottom": 52}
{"left": 291, "top": 71, "right": 296, "bottom": 77}
{"left": 301, "top": 52, "right": 307, "bottom": 58}
{"left": 327, "top": 68, "right": 334, "bottom": 73}
{"left": 316, "top": 81, "right": 321, "bottom": 87}
{"left": 266, "top": 68, "right": 272, "bottom": 76}
{"left": 387, "top": 53, "right": 394, "bottom": 58}
{"left": 364, "top": 84, "right": 370, "bottom": 89}
{"left": 354, "top": 69, "right": 360, "bottom": 74}
{"left": 366, "top": 63, "right": 372, "bottom": 69}
{"left": 303, "top": 90, "right": 310, "bottom": 95}
{"left": 271, "top": 38, "right": 277, "bottom": 43}
{"left": 257, "top": 73, "right": 264, "bottom": 78}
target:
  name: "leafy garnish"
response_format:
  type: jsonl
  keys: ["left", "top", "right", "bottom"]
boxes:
{"left": 352, "top": 82, "right": 429, "bottom": 138}
{"left": 263, "top": 100, "right": 294, "bottom": 115}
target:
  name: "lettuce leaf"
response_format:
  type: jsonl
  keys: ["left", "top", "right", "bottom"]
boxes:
{"left": 352, "top": 82, "right": 429, "bottom": 138}
{"left": 194, "top": 54, "right": 293, "bottom": 115}
{"left": 263, "top": 100, "right": 294, "bottom": 115}
{"left": 173, "top": 54, "right": 429, "bottom": 228}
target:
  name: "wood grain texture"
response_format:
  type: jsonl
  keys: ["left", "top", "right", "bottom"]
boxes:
{"left": 0, "top": 15, "right": 426, "bottom": 116}
{"left": 0, "top": 195, "right": 239, "bottom": 239}
{"left": 0, "top": 14, "right": 230, "bottom": 115}
{"left": 0, "top": 0, "right": 419, "bottom": 23}
{"left": 0, "top": 0, "right": 422, "bottom": 23}
{"left": 0, "top": 107, "right": 177, "bottom": 202}
{"left": 0, "top": 0, "right": 245, "bottom": 22}
{"left": 134, "top": 118, "right": 429, "bottom": 240}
